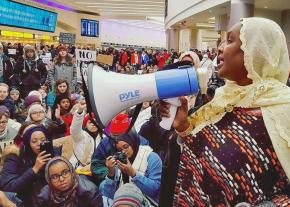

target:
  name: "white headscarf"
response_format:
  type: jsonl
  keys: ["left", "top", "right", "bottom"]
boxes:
{"left": 179, "top": 51, "right": 201, "bottom": 68}
{"left": 189, "top": 17, "right": 290, "bottom": 179}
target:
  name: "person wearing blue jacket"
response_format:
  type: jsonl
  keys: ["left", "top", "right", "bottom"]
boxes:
{"left": 91, "top": 127, "right": 149, "bottom": 186}
{"left": 99, "top": 132, "right": 162, "bottom": 206}
{"left": 140, "top": 50, "right": 150, "bottom": 66}
{"left": 91, "top": 113, "right": 149, "bottom": 186}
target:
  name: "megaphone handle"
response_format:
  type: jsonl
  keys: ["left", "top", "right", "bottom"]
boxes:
{"left": 159, "top": 98, "right": 181, "bottom": 130}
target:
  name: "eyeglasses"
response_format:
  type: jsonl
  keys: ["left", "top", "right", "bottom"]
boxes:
{"left": 31, "top": 111, "right": 45, "bottom": 115}
{"left": 50, "top": 169, "right": 71, "bottom": 182}
{"left": 0, "top": 120, "right": 8, "bottom": 125}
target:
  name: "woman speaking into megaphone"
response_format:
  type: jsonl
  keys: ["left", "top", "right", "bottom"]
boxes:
{"left": 159, "top": 18, "right": 290, "bottom": 207}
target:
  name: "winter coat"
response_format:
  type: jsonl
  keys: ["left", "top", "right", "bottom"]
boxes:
{"left": 3, "top": 55, "right": 18, "bottom": 86}
{"left": 14, "top": 58, "right": 47, "bottom": 91}
{"left": 120, "top": 52, "right": 128, "bottom": 66}
{"left": 131, "top": 54, "right": 141, "bottom": 65}
{"left": 0, "top": 145, "right": 61, "bottom": 207}
{"left": 156, "top": 55, "right": 165, "bottom": 69}
{"left": 60, "top": 113, "right": 73, "bottom": 137}
{"left": 48, "top": 63, "right": 77, "bottom": 93}
{"left": 140, "top": 54, "right": 150, "bottom": 65}
{"left": 46, "top": 91, "right": 55, "bottom": 109}
{"left": 91, "top": 133, "right": 149, "bottom": 186}
{"left": 37, "top": 176, "right": 103, "bottom": 207}
{"left": 13, "top": 99, "right": 25, "bottom": 123}
{"left": 69, "top": 111, "right": 101, "bottom": 168}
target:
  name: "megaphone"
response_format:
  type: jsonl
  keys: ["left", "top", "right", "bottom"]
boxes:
{"left": 87, "top": 65, "right": 205, "bottom": 130}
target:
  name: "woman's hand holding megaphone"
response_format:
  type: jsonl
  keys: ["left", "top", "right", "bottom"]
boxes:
{"left": 159, "top": 96, "right": 190, "bottom": 132}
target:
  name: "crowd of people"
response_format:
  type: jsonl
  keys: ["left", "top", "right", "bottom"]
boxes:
{"left": 0, "top": 16, "right": 289, "bottom": 207}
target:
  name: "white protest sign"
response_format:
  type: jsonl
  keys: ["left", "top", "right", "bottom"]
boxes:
{"left": 40, "top": 52, "right": 52, "bottom": 65}
{"left": 76, "top": 61, "right": 94, "bottom": 84}
{"left": 75, "top": 49, "right": 96, "bottom": 83}
{"left": 75, "top": 49, "right": 96, "bottom": 62}
{"left": 8, "top": 49, "right": 16, "bottom": 55}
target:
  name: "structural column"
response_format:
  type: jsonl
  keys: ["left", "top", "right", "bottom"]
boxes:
{"left": 228, "top": 0, "right": 254, "bottom": 29}
{"left": 166, "top": 28, "right": 179, "bottom": 51}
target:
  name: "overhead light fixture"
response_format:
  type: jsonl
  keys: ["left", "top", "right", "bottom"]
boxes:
{"left": 96, "top": 9, "right": 163, "bottom": 13}
{"left": 264, "top": 6, "right": 268, "bottom": 8}
{"left": 86, "top": 6, "right": 163, "bottom": 11}
{"left": 101, "top": 12, "right": 163, "bottom": 16}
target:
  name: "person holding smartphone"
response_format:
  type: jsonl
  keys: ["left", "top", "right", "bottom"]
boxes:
{"left": 0, "top": 124, "right": 61, "bottom": 207}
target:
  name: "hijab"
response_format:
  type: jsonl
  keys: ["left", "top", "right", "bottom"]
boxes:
{"left": 45, "top": 156, "right": 79, "bottom": 207}
{"left": 116, "top": 130, "right": 140, "bottom": 183}
{"left": 189, "top": 17, "right": 290, "bottom": 179}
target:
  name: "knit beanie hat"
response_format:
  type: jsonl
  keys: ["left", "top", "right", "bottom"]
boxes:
{"left": 0, "top": 105, "right": 10, "bottom": 117}
{"left": 28, "top": 91, "right": 42, "bottom": 101}
{"left": 24, "top": 95, "right": 41, "bottom": 108}
{"left": 22, "top": 124, "right": 47, "bottom": 146}
{"left": 83, "top": 113, "right": 95, "bottom": 128}
{"left": 9, "top": 87, "right": 20, "bottom": 95}
{"left": 112, "top": 183, "right": 151, "bottom": 207}
{"left": 109, "top": 113, "right": 130, "bottom": 135}
{"left": 26, "top": 104, "right": 45, "bottom": 122}
{"left": 24, "top": 44, "right": 35, "bottom": 53}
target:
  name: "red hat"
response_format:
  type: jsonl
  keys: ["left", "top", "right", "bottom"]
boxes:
{"left": 58, "top": 45, "right": 67, "bottom": 52}
{"left": 83, "top": 113, "right": 95, "bottom": 128}
{"left": 109, "top": 114, "right": 130, "bottom": 135}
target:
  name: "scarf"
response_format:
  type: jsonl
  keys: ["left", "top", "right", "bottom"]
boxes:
{"left": 0, "top": 127, "right": 8, "bottom": 140}
{"left": 189, "top": 17, "right": 290, "bottom": 179}
{"left": 45, "top": 156, "right": 79, "bottom": 207}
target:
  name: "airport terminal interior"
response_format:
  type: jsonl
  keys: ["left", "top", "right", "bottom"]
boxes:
{"left": 0, "top": 0, "right": 289, "bottom": 207}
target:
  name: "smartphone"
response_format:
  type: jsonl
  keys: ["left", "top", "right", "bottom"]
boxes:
{"left": 40, "top": 141, "right": 54, "bottom": 157}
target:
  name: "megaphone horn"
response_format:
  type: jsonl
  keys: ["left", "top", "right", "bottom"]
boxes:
{"left": 87, "top": 65, "right": 200, "bottom": 130}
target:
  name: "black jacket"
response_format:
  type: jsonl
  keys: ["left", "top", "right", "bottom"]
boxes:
{"left": 37, "top": 176, "right": 103, "bottom": 207}
{"left": 3, "top": 55, "right": 19, "bottom": 86}
{"left": 0, "top": 145, "right": 61, "bottom": 207}
{"left": 15, "top": 58, "right": 47, "bottom": 89}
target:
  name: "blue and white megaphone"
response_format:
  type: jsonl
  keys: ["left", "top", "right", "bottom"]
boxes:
{"left": 87, "top": 65, "right": 207, "bottom": 130}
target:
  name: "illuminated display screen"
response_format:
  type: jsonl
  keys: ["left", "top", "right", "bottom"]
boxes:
{"left": 0, "top": 0, "right": 57, "bottom": 32}
{"left": 81, "top": 19, "right": 99, "bottom": 37}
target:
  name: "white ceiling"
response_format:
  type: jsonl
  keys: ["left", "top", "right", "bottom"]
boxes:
{"left": 172, "top": 0, "right": 290, "bottom": 29}
{"left": 50, "top": 0, "right": 165, "bottom": 31}
{"left": 56, "top": 0, "right": 165, "bottom": 17}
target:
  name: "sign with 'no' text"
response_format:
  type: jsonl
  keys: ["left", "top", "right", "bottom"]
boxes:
{"left": 75, "top": 49, "right": 97, "bottom": 62}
